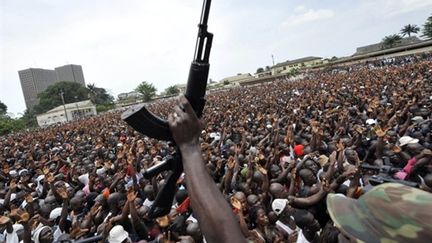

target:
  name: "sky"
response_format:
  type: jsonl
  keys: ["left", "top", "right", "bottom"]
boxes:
{"left": 1, "top": 0, "right": 432, "bottom": 116}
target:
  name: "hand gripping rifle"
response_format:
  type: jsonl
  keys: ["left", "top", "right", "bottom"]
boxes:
{"left": 121, "top": 0, "right": 213, "bottom": 218}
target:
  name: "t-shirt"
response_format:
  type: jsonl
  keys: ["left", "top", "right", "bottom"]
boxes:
{"left": 276, "top": 220, "right": 298, "bottom": 235}
{"left": 143, "top": 198, "right": 154, "bottom": 208}
{"left": 3, "top": 225, "right": 22, "bottom": 243}
{"left": 296, "top": 230, "right": 311, "bottom": 243}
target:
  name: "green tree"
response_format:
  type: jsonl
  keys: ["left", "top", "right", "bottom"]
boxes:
{"left": 400, "top": 24, "right": 420, "bottom": 37}
{"left": 33, "top": 81, "right": 89, "bottom": 114}
{"left": 0, "top": 100, "right": 7, "bottom": 116}
{"left": 382, "top": 34, "right": 402, "bottom": 49}
{"left": 20, "top": 109, "right": 38, "bottom": 128}
{"left": 135, "top": 81, "right": 157, "bottom": 102}
{"left": 87, "top": 83, "right": 114, "bottom": 105}
{"left": 423, "top": 15, "right": 432, "bottom": 39}
{"left": 256, "top": 67, "right": 264, "bottom": 73}
{"left": 0, "top": 118, "right": 25, "bottom": 135}
{"left": 165, "top": 85, "right": 180, "bottom": 96}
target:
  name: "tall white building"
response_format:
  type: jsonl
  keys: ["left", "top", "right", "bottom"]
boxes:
{"left": 18, "top": 64, "right": 86, "bottom": 110}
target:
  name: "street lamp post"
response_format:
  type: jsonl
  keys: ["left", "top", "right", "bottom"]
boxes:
{"left": 60, "top": 90, "right": 69, "bottom": 122}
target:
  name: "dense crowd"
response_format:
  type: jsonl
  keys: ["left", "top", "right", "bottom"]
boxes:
{"left": 1, "top": 53, "right": 432, "bottom": 243}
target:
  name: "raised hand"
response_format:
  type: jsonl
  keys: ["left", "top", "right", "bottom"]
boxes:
{"left": 46, "top": 173, "right": 55, "bottom": 183}
{"left": 57, "top": 187, "right": 69, "bottom": 200}
{"left": 230, "top": 197, "right": 242, "bottom": 210}
{"left": 255, "top": 164, "right": 267, "bottom": 175}
{"left": 90, "top": 205, "right": 102, "bottom": 216}
{"left": 167, "top": 96, "right": 202, "bottom": 150}
{"left": 0, "top": 216, "right": 11, "bottom": 225}
{"left": 227, "top": 156, "right": 236, "bottom": 170}
{"left": 25, "top": 194, "right": 34, "bottom": 203}
{"left": 127, "top": 189, "right": 138, "bottom": 202}
{"left": 374, "top": 125, "right": 388, "bottom": 138}
{"left": 336, "top": 140, "right": 345, "bottom": 152}
{"left": 9, "top": 180, "right": 17, "bottom": 190}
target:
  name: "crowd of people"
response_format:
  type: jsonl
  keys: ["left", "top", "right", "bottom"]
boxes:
{"left": 1, "top": 53, "right": 432, "bottom": 243}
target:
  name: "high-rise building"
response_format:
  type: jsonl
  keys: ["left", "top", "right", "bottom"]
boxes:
{"left": 18, "top": 68, "right": 58, "bottom": 110}
{"left": 55, "top": 64, "right": 86, "bottom": 85}
{"left": 18, "top": 64, "right": 86, "bottom": 110}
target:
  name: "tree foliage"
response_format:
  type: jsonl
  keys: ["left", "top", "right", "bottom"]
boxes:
{"left": 256, "top": 67, "right": 264, "bottom": 73}
{"left": 0, "top": 100, "right": 7, "bottom": 116}
{"left": 87, "top": 83, "right": 114, "bottom": 105}
{"left": 0, "top": 118, "right": 25, "bottom": 136}
{"left": 382, "top": 34, "right": 402, "bottom": 49}
{"left": 21, "top": 109, "right": 38, "bottom": 128}
{"left": 423, "top": 15, "right": 432, "bottom": 39}
{"left": 0, "top": 102, "right": 27, "bottom": 135}
{"left": 33, "top": 81, "right": 89, "bottom": 114}
{"left": 400, "top": 24, "right": 420, "bottom": 37}
{"left": 164, "top": 85, "right": 180, "bottom": 96}
{"left": 135, "top": 81, "right": 157, "bottom": 102}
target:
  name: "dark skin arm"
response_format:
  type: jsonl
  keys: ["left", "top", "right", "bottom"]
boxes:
{"left": 0, "top": 216, "right": 13, "bottom": 234}
{"left": 323, "top": 151, "right": 338, "bottom": 181}
{"left": 3, "top": 181, "right": 16, "bottom": 210}
{"left": 127, "top": 191, "right": 148, "bottom": 239}
{"left": 168, "top": 96, "right": 246, "bottom": 243}
{"left": 59, "top": 196, "right": 69, "bottom": 232}
{"left": 223, "top": 156, "right": 235, "bottom": 194}
{"left": 22, "top": 221, "right": 32, "bottom": 243}
{"left": 108, "top": 172, "right": 123, "bottom": 193}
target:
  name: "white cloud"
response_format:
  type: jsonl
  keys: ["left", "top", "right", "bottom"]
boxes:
{"left": 281, "top": 7, "right": 335, "bottom": 28}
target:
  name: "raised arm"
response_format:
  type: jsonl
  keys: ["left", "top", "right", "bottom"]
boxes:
{"left": 168, "top": 96, "right": 246, "bottom": 243}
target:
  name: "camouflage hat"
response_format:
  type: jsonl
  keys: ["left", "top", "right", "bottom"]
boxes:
{"left": 327, "top": 183, "right": 432, "bottom": 243}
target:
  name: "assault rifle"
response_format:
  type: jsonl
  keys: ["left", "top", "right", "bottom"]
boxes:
{"left": 360, "top": 164, "right": 418, "bottom": 188}
{"left": 121, "top": 0, "right": 213, "bottom": 218}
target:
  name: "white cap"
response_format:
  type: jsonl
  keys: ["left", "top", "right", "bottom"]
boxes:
{"left": 78, "top": 173, "right": 89, "bottom": 185}
{"left": 9, "top": 170, "right": 18, "bottom": 177}
{"left": 411, "top": 116, "right": 424, "bottom": 123}
{"left": 399, "top": 136, "right": 419, "bottom": 147}
{"left": 108, "top": 225, "right": 129, "bottom": 243}
{"left": 96, "top": 167, "right": 107, "bottom": 176}
{"left": 272, "top": 199, "right": 288, "bottom": 215}
{"left": 366, "top": 119, "right": 377, "bottom": 125}
{"left": 49, "top": 207, "right": 62, "bottom": 220}
{"left": 19, "top": 169, "right": 29, "bottom": 176}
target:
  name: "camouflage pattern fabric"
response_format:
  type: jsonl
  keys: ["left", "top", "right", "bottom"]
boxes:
{"left": 327, "top": 183, "right": 432, "bottom": 243}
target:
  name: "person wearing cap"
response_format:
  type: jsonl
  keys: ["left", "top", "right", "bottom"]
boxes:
{"left": 327, "top": 183, "right": 432, "bottom": 242}
{"left": 271, "top": 198, "right": 299, "bottom": 240}
{"left": 107, "top": 225, "right": 131, "bottom": 243}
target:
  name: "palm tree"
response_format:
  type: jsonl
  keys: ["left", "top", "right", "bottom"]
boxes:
{"left": 423, "top": 15, "right": 432, "bottom": 39}
{"left": 400, "top": 24, "right": 420, "bottom": 37}
{"left": 164, "top": 85, "right": 180, "bottom": 96}
{"left": 382, "top": 34, "right": 402, "bottom": 49}
{"left": 135, "top": 81, "right": 157, "bottom": 102}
